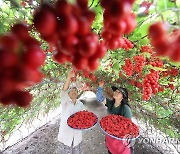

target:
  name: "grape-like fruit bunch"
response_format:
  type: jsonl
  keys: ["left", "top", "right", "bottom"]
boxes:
{"left": 100, "top": 0, "right": 136, "bottom": 50}
{"left": 122, "top": 58, "right": 133, "bottom": 77}
{"left": 0, "top": 23, "right": 45, "bottom": 107}
{"left": 148, "top": 22, "right": 180, "bottom": 62}
{"left": 143, "top": 70, "right": 159, "bottom": 101}
{"left": 33, "top": 0, "right": 107, "bottom": 71}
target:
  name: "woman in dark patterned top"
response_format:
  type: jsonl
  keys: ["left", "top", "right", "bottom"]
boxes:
{"left": 96, "top": 80, "right": 133, "bottom": 154}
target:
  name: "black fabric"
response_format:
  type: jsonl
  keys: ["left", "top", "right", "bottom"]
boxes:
{"left": 130, "top": 146, "right": 134, "bottom": 154}
{"left": 111, "top": 86, "right": 128, "bottom": 99}
{"left": 106, "top": 99, "right": 125, "bottom": 116}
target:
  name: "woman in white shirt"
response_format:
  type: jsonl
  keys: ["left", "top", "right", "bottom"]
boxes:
{"left": 58, "top": 69, "right": 84, "bottom": 154}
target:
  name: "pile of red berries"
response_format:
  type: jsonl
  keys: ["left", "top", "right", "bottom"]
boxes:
{"left": 100, "top": 114, "right": 139, "bottom": 138}
{"left": 67, "top": 110, "right": 98, "bottom": 129}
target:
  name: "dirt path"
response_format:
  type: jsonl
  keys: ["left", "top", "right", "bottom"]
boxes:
{"left": 2, "top": 99, "right": 161, "bottom": 154}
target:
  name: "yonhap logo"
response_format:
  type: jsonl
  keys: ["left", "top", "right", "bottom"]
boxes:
{"left": 122, "top": 135, "right": 180, "bottom": 149}
{"left": 122, "top": 134, "right": 137, "bottom": 148}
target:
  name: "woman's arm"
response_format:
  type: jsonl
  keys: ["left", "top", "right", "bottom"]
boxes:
{"left": 62, "top": 70, "right": 75, "bottom": 91}
{"left": 96, "top": 80, "right": 112, "bottom": 105}
{"left": 96, "top": 80, "right": 106, "bottom": 104}
{"left": 63, "top": 69, "right": 75, "bottom": 91}
{"left": 96, "top": 86, "right": 106, "bottom": 104}
{"left": 96, "top": 80, "right": 115, "bottom": 105}
{"left": 60, "top": 69, "right": 75, "bottom": 104}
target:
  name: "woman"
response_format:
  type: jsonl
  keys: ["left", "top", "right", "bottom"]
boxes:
{"left": 96, "top": 80, "right": 133, "bottom": 154}
{"left": 58, "top": 69, "right": 84, "bottom": 154}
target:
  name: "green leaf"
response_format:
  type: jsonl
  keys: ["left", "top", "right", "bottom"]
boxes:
{"left": 137, "top": 23, "right": 150, "bottom": 35}
{"left": 147, "top": 65, "right": 167, "bottom": 71}
{"left": 139, "top": 38, "right": 150, "bottom": 45}
{"left": 113, "top": 62, "right": 119, "bottom": 70}
{"left": 157, "top": 0, "right": 175, "bottom": 11}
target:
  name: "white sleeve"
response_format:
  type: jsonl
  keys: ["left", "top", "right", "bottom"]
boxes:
{"left": 60, "top": 90, "right": 69, "bottom": 106}
{"left": 80, "top": 102, "right": 85, "bottom": 111}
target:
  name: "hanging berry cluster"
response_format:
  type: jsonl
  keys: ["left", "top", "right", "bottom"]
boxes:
{"left": 168, "top": 83, "right": 175, "bottom": 90}
{"left": 121, "top": 38, "right": 134, "bottom": 51}
{"left": 122, "top": 58, "right": 133, "bottom": 77}
{"left": 148, "top": 22, "right": 180, "bottom": 62}
{"left": 133, "top": 55, "right": 146, "bottom": 74}
{"left": 130, "top": 79, "right": 142, "bottom": 89}
{"left": 82, "top": 71, "right": 97, "bottom": 82}
{"left": 33, "top": 0, "right": 107, "bottom": 71}
{"left": 161, "top": 67, "right": 179, "bottom": 77}
{"left": 142, "top": 70, "right": 159, "bottom": 101}
{"left": 141, "top": 45, "right": 153, "bottom": 54}
{"left": 147, "top": 57, "right": 163, "bottom": 68}
{"left": 158, "top": 86, "right": 165, "bottom": 92}
{"left": 168, "top": 67, "right": 179, "bottom": 77}
{"left": 0, "top": 23, "right": 45, "bottom": 107}
{"left": 100, "top": 0, "right": 136, "bottom": 50}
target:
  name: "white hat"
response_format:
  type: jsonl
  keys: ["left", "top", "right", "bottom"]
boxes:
{"left": 67, "top": 83, "right": 78, "bottom": 93}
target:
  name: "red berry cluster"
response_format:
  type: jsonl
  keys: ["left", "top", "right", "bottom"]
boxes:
{"left": 161, "top": 71, "right": 169, "bottom": 77}
{"left": 168, "top": 68, "right": 179, "bottom": 77}
{"left": 168, "top": 83, "right": 175, "bottom": 90}
{"left": 119, "top": 71, "right": 123, "bottom": 77}
{"left": 0, "top": 23, "right": 45, "bottom": 107}
{"left": 100, "top": 0, "right": 136, "bottom": 50}
{"left": 100, "top": 114, "right": 139, "bottom": 138}
{"left": 148, "top": 57, "right": 163, "bottom": 68}
{"left": 161, "top": 67, "right": 179, "bottom": 77}
{"left": 122, "top": 38, "right": 134, "bottom": 51}
{"left": 131, "top": 79, "right": 135, "bottom": 85}
{"left": 143, "top": 70, "right": 159, "bottom": 101}
{"left": 122, "top": 58, "right": 133, "bottom": 76}
{"left": 33, "top": 1, "right": 107, "bottom": 71}
{"left": 67, "top": 110, "right": 98, "bottom": 129}
{"left": 148, "top": 22, "right": 180, "bottom": 62}
{"left": 133, "top": 55, "right": 146, "bottom": 74}
{"left": 136, "top": 81, "right": 142, "bottom": 88}
{"left": 158, "top": 86, "right": 165, "bottom": 92}
{"left": 141, "top": 45, "right": 153, "bottom": 54}
{"left": 131, "top": 79, "right": 142, "bottom": 89}
{"left": 81, "top": 70, "right": 97, "bottom": 82}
